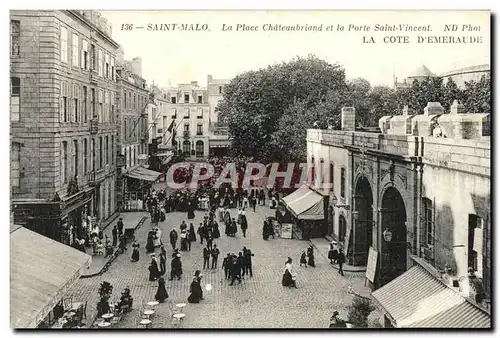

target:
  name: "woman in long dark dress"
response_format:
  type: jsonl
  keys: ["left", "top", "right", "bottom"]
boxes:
{"left": 212, "top": 222, "right": 220, "bottom": 239}
{"left": 282, "top": 257, "right": 297, "bottom": 288}
{"left": 187, "top": 202, "right": 195, "bottom": 219}
{"left": 146, "top": 231, "right": 155, "bottom": 253}
{"left": 307, "top": 246, "right": 316, "bottom": 267}
{"left": 149, "top": 255, "right": 160, "bottom": 281}
{"left": 131, "top": 241, "right": 140, "bottom": 262}
{"left": 328, "top": 243, "right": 338, "bottom": 265}
{"left": 187, "top": 277, "right": 203, "bottom": 303}
{"left": 263, "top": 221, "right": 269, "bottom": 240}
{"left": 154, "top": 277, "right": 169, "bottom": 303}
{"left": 188, "top": 223, "right": 197, "bottom": 243}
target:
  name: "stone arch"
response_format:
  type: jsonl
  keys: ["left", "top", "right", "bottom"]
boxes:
{"left": 351, "top": 175, "right": 375, "bottom": 266}
{"left": 379, "top": 185, "right": 408, "bottom": 286}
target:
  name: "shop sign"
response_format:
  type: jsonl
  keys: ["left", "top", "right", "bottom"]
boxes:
{"left": 281, "top": 223, "right": 293, "bottom": 239}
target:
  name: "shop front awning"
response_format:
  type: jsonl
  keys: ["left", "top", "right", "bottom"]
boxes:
{"left": 282, "top": 186, "right": 324, "bottom": 220}
{"left": 10, "top": 225, "right": 92, "bottom": 328}
{"left": 124, "top": 166, "right": 162, "bottom": 182}
{"left": 372, "top": 264, "right": 491, "bottom": 328}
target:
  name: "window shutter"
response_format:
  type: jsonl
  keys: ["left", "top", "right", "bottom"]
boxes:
{"left": 59, "top": 81, "right": 64, "bottom": 122}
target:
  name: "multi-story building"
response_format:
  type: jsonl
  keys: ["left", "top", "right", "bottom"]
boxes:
{"left": 305, "top": 101, "right": 491, "bottom": 327}
{"left": 115, "top": 55, "right": 150, "bottom": 210}
{"left": 151, "top": 75, "right": 230, "bottom": 160}
{"left": 206, "top": 74, "right": 231, "bottom": 156}
{"left": 10, "top": 10, "right": 120, "bottom": 245}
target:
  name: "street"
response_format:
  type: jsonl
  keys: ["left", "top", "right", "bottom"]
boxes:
{"left": 67, "top": 202, "right": 365, "bottom": 328}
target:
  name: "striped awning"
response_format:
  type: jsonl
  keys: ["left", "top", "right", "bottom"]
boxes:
{"left": 372, "top": 264, "right": 491, "bottom": 328}
{"left": 282, "top": 186, "right": 324, "bottom": 220}
{"left": 10, "top": 225, "right": 92, "bottom": 328}
{"left": 124, "top": 166, "right": 162, "bottom": 182}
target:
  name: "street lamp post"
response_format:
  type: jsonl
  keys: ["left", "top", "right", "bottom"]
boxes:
{"left": 352, "top": 210, "right": 359, "bottom": 265}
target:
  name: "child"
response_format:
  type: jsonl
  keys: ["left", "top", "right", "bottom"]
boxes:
{"left": 300, "top": 250, "right": 307, "bottom": 267}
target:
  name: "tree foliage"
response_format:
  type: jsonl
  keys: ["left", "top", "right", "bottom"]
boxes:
{"left": 219, "top": 55, "right": 491, "bottom": 162}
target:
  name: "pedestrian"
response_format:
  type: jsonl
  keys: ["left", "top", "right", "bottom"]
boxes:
{"left": 203, "top": 246, "right": 211, "bottom": 269}
{"left": 282, "top": 257, "right": 297, "bottom": 288}
{"left": 131, "top": 240, "right": 140, "bottom": 262}
{"left": 198, "top": 223, "right": 205, "bottom": 245}
{"left": 187, "top": 276, "right": 203, "bottom": 303}
{"left": 337, "top": 249, "right": 346, "bottom": 276}
{"left": 154, "top": 276, "right": 169, "bottom": 303}
{"left": 206, "top": 230, "right": 213, "bottom": 251}
{"left": 229, "top": 254, "right": 242, "bottom": 286}
{"left": 211, "top": 244, "right": 220, "bottom": 269}
{"left": 186, "top": 230, "right": 192, "bottom": 251}
{"left": 169, "top": 228, "right": 178, "bottom": 251}
{"left": 112, "top": 225, "right": 118, "bottom": 247}
{"left": 146, "top": 230, "right": 155, "bottom": 253}
{"left": 328, "top": 242, "right": 339, "bottom": 265}
{"left": 169, "top": 253, "right": 182, "bottom": 281}
{"left": 299, "top": 250, "right": 307, "bottom": 268}
{"left": 241, "top": 214, "right": 248, "bottom": 237}
{"left": 222, "top": 253, "right": 231, "bottom": 279}
{"left": 159, "top": 251, "right": 167, "bottom": 275}
{"left": 307, "top": 245, "right": 316, "bottom": 267}
{"left": 251, "top": 196, "right": 257, "bottom": 212}
{"left": 117, "top": 217, "right": 124, "bottom": 237}
{"left": 188, "top": 223, "right": 197, "bottom": 243}
{"left": 149, "top": 254, "right": 160, "bottom": 281}
{"left": 180, "top": 229, "right": 188, "bottom": 251}
{"left": 243, "top": 247, "right": 254, "bottom": 277}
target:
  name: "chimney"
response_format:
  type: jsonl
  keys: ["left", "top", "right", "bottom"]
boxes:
{"left": 402, "top": 105, "right": 409, "bottom": 116}
{"left": 450, "top": 100, "right": 465, "bottom": 115}
{"left": 423, "top": 102, "right": 444, "bottom": 116}
{"left": 341, "top": 107, "right": 355, "bottom": 131}
{"left": 207, "top": 74, "right": 213, "bottom": 84}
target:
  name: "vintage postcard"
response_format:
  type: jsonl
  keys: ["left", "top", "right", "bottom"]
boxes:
{"left": 9, "top": 9, "right": 491, "bottom": 329}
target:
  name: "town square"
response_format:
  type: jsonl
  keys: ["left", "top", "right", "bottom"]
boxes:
{"left": 9, "top": 9, "right": 491, "bottom": 329}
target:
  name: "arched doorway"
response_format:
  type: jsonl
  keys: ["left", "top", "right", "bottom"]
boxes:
{"left": 196, "top": 140, "right": 204, "bottom": 158}
{"left": 380, "top": 187, "right": 407, "bottom": 286}
{"left": 352, "top": 176, "right": 374, "bottom": 266}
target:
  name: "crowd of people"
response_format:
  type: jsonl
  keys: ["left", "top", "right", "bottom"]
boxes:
{"left": 105, "top": 155, "right": 348, "bottom": 312}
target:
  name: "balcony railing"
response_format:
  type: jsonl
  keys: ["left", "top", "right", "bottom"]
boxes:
{"left": 90, "top": 119, "right": 99, "bottom": 134}
{"left": 86, "top": 168, "right": 106, "bottom": 186}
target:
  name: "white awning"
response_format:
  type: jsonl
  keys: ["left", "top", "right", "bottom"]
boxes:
{"left": 372, "top": 264, "right": 491, "bottom": 328}
{"left": 282, "top": 187, "right": 324, "bottom": 220}
{"left": 10, "top": 226, "right": 92, "bottom": 328}
{"left": 124, "top": 166, "right": 162, "bottom": 182}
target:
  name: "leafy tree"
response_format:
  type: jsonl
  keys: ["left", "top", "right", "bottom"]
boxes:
{"left": 462, "top": 76, "right": 491, "bottom": 114}
{"left": 218, "top": 55, "right": 347, "bottom": 160}
{"left": 344, "top": 78, "right": 372, "bottom": 127}
{"left": 442, "top": 77, "right": 463, "bottom": 111}
{"left": 271, "top": 89, "right": 346, "bottom": 161}
{"left": 367, "top": 86, "right": 399, "bottom": 125}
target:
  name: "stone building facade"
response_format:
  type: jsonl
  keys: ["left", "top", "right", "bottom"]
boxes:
{"left": 306, "top": 101, "right": 491, "bottom": 310}
{"left": 153, "top": 76, "right": 230, "bottom": 159}
{"left": 115, "top": 59, "right": 149, "bottom": 210}
{"left": 10, "top": 10, "right": 120, "bottom": 244}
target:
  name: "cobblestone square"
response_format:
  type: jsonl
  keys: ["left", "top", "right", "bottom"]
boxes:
{"left": 68, "top": 204, "right": 365, "bottom": 328}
